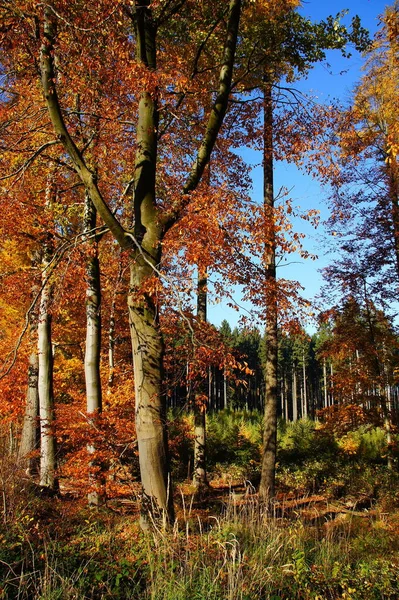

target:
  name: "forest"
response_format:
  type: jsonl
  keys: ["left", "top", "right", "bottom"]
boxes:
{"left": 0, "top": 0, "right": 399, "bottom": 598}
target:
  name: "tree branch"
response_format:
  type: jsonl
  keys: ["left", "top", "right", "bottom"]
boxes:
{"left": 0, "top": 140, "right": 58, "bottom": 181}
{"left": 39, "top": 7, "right": 131, "bottom": 250}
{"left": 163, "top": 0, "right": 242, "bottom": 232}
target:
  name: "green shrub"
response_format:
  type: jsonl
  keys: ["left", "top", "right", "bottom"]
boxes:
{"left": 206, "top": 410, "right": 262, "bottom": 478}
{"left": 277, "top": 419, "right": 337, "bottom": 464}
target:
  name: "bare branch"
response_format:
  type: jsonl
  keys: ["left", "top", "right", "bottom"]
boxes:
{"left": 0, "top": 140, "right": 59, "bottom": 181}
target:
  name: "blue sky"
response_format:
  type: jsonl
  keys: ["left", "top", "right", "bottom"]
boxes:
{"left": 208, "top": 0, "right": 390, "bottom": 331}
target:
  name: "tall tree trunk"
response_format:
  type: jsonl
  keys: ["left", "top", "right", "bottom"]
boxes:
{"left": 259, "top": 76, "right": 278, "bottom": 502}
{"left": 38, "top": 237, "right": 57, "bottom": 491}
{"left": 302, "top": 348, "right": 308, "bottom": 418}
{"left": 224, "top": 369, "right": 228, "bottom": 410}
{"left": 193, "top": 269, "right": 208, "bottom": 490}
{"left": 323, "top": 358, "right": 328, "bottom": 409}
{"left": 129, "top": 254, "right": 173, "bottom": 524}
{"left": 108, "top": 300, "right": 116, "bottom": 390}
{"left": 19, "top": 347, "right": 39, "bottom": 473}
{"left": 385, "top": 384, "right": 393, "bottom": 470}
{"left": 387, "top": 155, "right": 399, "bottom": 278}
{"left": 292, "top": 365, "right": 298, "bottom": 422}
{"left": 18, "top": 253, "right": 41, "bottom": 474}
{"left": 127, "top": 3, "right": 174, "bottom": 526}
{"left": 284, "top": 374, "right": 289, "bottom": 421}
{"left": 83, "top": 194, "right": 104, "bottom": 505}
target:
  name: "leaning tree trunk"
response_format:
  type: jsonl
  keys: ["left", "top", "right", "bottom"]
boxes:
{"left": 193, "top": 268, "right": 209, "bottom": 490}
{"left": 38, "top": 237, "right": 57, "bottom": 491}
{"left": 83, "top": 194, "right": 104, "bottom": 505}
{"left": 259, "top": 76, "right": 278, "bottom": 502}
{"left": 18, "top": 252, "right": 41, "bottom": 474}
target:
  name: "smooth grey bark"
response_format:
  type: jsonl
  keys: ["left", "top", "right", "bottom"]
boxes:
{"left": 38, "top": 237, "right": 57, "bottom": 491}
{"left": 19, "top": 348, "right": 39, "bottom": 473}
{"left": 259, "top": 77, "right": 278, "bottom": 502}
{"left": 83, "top": 194, "right": 104, "bottom": 505}
{"left": 84, "top": 196, "right": 102, "bottom": 415}
{"left": 18, "top": 254, "right": 41, "bottom": 474}
{"left": 193, "top": 269, "right": 208, "bottom": 490}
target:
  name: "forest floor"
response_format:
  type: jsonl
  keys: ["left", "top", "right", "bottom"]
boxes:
{"left": 3, "top": 415, "right": 399, "bottom": 599}
{"left": 2, "top": 471, "right": 399, "bottom": 599}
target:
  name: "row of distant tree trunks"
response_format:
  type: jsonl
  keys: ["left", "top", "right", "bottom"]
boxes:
{"left": 167, "top": 363, "right": 399, "bottom": 425}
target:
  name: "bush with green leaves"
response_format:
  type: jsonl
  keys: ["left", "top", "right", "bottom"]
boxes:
{"left": 206, "top": 410, "right": 262, "bottom": 480}
{"left": 277, "top": 419, "right": 338, "bottom": 463}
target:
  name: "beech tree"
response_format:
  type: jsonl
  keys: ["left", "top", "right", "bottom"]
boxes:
{"left": 1, "top": 0, "right": 285, "bottom": 523}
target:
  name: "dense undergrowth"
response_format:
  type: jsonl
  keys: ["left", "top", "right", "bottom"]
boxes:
{"left": 1, "top": 413, "right": 399, "bottom": 599}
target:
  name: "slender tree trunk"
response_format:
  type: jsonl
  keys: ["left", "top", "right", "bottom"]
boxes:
{"left": 384, "top": 385, "right": 393, "bottom": 470}
{"left": 387, "top": 157, "right": 399, "bottom": 278}
{"left": 108, "top": 301, "right": 116, "bottom": 389}
{"left": 302, "top": 349, "right": 307, "bottom": 418}
{"left": 83, "top": 194, "right": 104, "bottom": 505}
{"left": 193, "top": 269, "right": 208, "bottom": 490}
{"left": 213, "top": 370, "right": 218, "bottom": 411}
{"left": 284, "top": 374, "right": 289, "bottom": 421}
{"left": 323, "top": 358, "right": 328, "bottom": 409}
{"left": 108, "top": 260, "right": 123, "bottom": 392}
{"left": 19, "top": 253, "right": 41, "bottom": 474}
{"left": 292, "top": 366, "right": 298, "bottom": 422}
{"left": 208, "top": 367, "right": 212, "bottom": 408}
{"left": 19, "top": 347, "right": 39, "bottom": 473}
{"left": 259, "top": 76, "right": 278, "bottom": 502}
{"left": 224, "top": 369, "right": 228, "bottom": 410}
{"left": 38, "top": 237, "right": 57, "bottom": 491}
